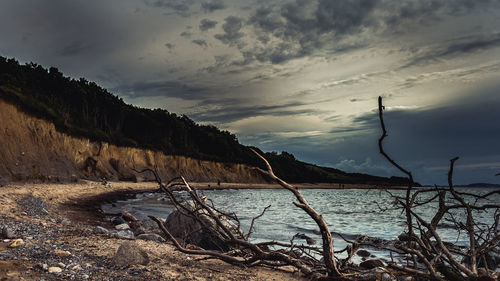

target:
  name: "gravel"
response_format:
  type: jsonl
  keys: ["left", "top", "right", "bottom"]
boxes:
{"left": 18, "top": 195, "right": 49, "bottom": 217}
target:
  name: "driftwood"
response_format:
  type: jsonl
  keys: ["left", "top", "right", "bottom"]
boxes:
{"left": 139, "top": 168, "right": 343, "bottom": 279}
{"left": 135, "top": 96, "right": 499, "bottom": 280}
{"left": 377, "top": 96, "right": 499, "bottom": 280}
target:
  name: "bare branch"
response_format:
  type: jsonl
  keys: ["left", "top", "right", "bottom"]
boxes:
{"left": 250, "top": 148, "right": 341, "bottom": 277}
{"left": 245, "top": 205, "right": 271, "bottom": 240}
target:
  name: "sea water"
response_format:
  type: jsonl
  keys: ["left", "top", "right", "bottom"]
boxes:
{"left": 102, "top": 187, "right": 499, "bottom": 262}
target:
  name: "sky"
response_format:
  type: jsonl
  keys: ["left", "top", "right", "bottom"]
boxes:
{"left": 1, "top": 0, "right": 500, "bottom": 185}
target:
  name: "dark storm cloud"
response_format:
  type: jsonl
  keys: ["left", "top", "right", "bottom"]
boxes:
{"left": 383, "top": 0, "right": 499, "bottom": 27}
{"left": 192, "top": 39, "right": 208, "bottom": 47}
{"left": 199, "top": 19, "right": 218, "bottom": 31}
{"left": 350, "top": 93, "right": 500, "bottom": 163}
{"left": 114, "top": 80, "right": 208, "bottom": 100}
{"left": 214, "top": 16, "right": 244, "bottom": 45}
{"left": 147, "top": 0, "right": 192, "bottom": 16}
{"left": 246, "top": 0, "right": 380, "bottom": 64}
{"left": 201, "top": 0, "right": 226, "bottom": 12}
{"left": 189, "top": 101, "right": 315, "bottom": 122}
{"left": 180, "top": 31, "right": 192, "bottom": 38}
{"left": 244, "top": 0, "right": 500, "bottom": 65}
{"left": 249, "top": 6, "right": 285, "bottom": 34}
{"left": 165, "top": 43, "right": 175, "bottom": 50}
{"left": 314, "top": 0, "right": 379, "bottom": 34}
{"left": 402, "top": 34, "right": 500, "bottom": 68}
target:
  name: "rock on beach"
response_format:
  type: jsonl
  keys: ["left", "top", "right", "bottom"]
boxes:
{"left": 112, "top": 241, "right": 150, "bottom": 267}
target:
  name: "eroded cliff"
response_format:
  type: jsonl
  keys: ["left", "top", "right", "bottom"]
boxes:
{"left": 0, "top": 99, "right": 264, "bottom": 183}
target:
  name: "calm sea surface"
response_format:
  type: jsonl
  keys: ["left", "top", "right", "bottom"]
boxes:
{"left": 102, "top": 187, "right": 499, "bottom": 261}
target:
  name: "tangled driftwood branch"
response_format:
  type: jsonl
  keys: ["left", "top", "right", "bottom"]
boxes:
{"left": 139, "top": 168, "right": 347, "bottom": 280}
{"left": 378, "top": 96, "right": 499, "bottom": 280}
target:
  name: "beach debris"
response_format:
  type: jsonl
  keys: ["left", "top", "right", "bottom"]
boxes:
{"left": 122, "top": 211, "right": 142, "bottom": 229}
{"left": 52, "top": 249, "right": 72, "bottom": 257}
{"left": 122, "top": 210, "right": 138, "bottom": 222}
{"left": 111, "top": 241, "right": 149, "bottom": 267}
{"left": 48, "top": 266, "right": 62, "bottom": 273}
{"left": 8, "top": 238, "right": 24, "bottom": 248}
{"left": 70, "top": 264, "right": 82, "bottom": 271}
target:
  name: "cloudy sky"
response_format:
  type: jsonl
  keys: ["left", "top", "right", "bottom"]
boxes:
{"left": 1, "top": 0, "right": 500, "bottom": 185}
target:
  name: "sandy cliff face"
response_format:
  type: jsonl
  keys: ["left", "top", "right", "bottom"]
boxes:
{"left": 0, "top": 99, "right": 263, "bottom": 183}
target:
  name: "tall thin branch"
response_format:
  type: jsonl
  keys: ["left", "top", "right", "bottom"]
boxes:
{"left": 378, "top": 96, "right": 414, "bottom": 235}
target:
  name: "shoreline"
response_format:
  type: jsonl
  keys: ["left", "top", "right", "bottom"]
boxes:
{"left": 191, "top": 181, "right": 407, "bottom": 190}
{"left": 2, "top": 180, "right": 408, "bottom": 190}
{"left": 0, "top": 181, "right": 305, "bottom": 280}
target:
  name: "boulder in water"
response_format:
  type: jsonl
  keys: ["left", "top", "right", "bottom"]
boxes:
{"left": 356, "top": 249, "right": 371, "bottom": 258}
{"left": 164, "top": 200, "right": 240, "bottom": 250}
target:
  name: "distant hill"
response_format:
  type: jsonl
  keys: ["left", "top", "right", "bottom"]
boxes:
{"left": 0, "top": 56, "right": 413, "bottom": 185}
{"left": 455, "top": 183, "right": 500, "bottom": 188}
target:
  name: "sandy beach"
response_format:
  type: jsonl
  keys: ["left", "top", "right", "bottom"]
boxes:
{"left": 0, "top": 181, "right": 306, "bottom": 281}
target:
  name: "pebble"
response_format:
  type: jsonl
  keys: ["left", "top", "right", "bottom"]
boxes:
{"left": 115, "top": 230, "right": 135, "bottom": 239}
{"left": 8, "top": 238, "right": 24, "bottom": 248}
{"left": 115, "top": 223, "right": 130, "bottom": 230}
{"left": 94, "top": 226, "right": 109, "bottom": 234}
{"left": 82, "top": 274, "right": 89, "bottom": 279}
{"left": 48, "top": 266, "right": 62, "bottom": 273}
{"left": 60, "top": 219, "right": 71, "bottom": 226}
{"left": 52, "top": 249, "right": 72, "bottom": 257}
{"left": 42, "top": 264, "right": 48, "bottom": 271}
{"left": 57, "top": 262, "right": 66, "bottom": 268}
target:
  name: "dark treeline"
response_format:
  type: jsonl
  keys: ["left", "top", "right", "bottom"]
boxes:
{"left": 0, "top": 56, "right": 411, "bottom": 185}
